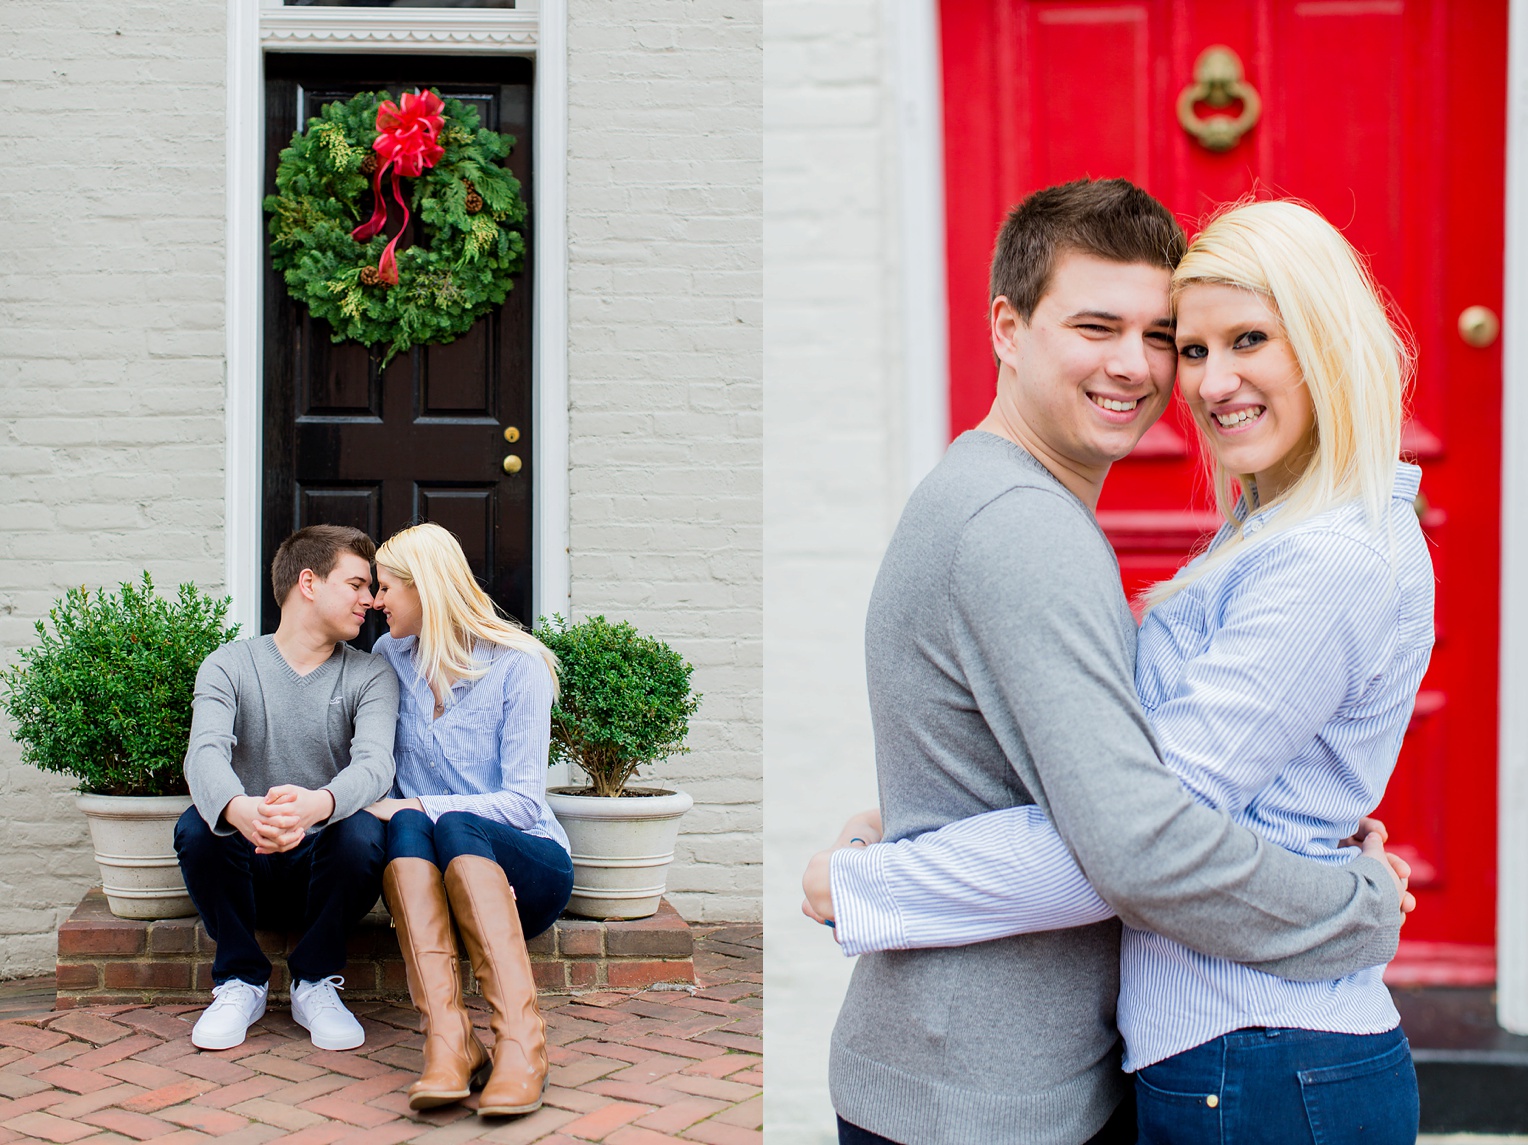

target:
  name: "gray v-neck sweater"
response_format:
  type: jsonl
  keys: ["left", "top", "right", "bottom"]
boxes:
{"left": 829, "top": 433, "right": 1401, "bottom": 1144}
{"left": 184, "top": 635, "right": 399, "bottom": 833}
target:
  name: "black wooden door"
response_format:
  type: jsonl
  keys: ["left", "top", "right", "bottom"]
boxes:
{"left": 263, "top": 53, "right": 535, "bottom": 645}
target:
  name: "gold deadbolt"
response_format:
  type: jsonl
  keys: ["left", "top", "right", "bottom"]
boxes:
{"left": 1459, "top": 305, "right": 1500, "bottom": 349}
{"left": 1177, "top": 46, "right": 1261, "bottom": 152}
{"left": 502, "top": 454, "right": 523, "bottom": 475}
{"left": 503, "top": 425, "right": 521, "bottom": 443}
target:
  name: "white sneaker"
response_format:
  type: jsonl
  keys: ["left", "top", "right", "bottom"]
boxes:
{"left": 191, "top": 979, "right": 268, "bottom": 1050}
{"left": 290, "top": 975, "right": 365, "bottom": 1050}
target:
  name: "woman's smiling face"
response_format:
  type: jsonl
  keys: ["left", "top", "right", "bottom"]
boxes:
{"left": 1174, "top": 282, "right": 1317, "bottom": 505}
{"left": 373, "top": 565, "right": 423, "bottom": 640}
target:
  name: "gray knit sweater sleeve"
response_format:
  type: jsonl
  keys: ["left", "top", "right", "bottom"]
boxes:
{"left": 950, "top": 487, "right": 1401, "bottom": 980}
{"left": 321, "top": 652, "right": 399, "bottom": 824}
{"left": 183, "top": 647, "right": 248, "bottom": 833}
{"left": 183, "top": 638, "right": 398, "bottom": 834}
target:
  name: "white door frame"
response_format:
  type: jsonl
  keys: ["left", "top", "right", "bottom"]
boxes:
{"left": 1495, "top": 0, "right": 1528, "bottom": 1036}
{"left": 223, "top": 0, "right": 569, "bottom": 636}
{"left": 893, "top": 0, "right": 1528, "bottom": 1033}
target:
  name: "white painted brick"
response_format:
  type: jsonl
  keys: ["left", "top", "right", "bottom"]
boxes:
{"left": 764, "top": 0, "right": 909, "bottom": 1137}
{"left": 0, "top": 0, "right": 227, "bottom": 976}
{"left": 0, "top": 0, "right": 762, "bottom": 977}
{"left": 566, "top": 0, "right": 761, "bottom": 926}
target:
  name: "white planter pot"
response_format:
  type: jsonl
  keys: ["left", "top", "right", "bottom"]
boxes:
{"left": 76, "top": 794, "right": 197, "bottom": 920}
{"left": 547, "top": 786, "right": 694, "bottom": 920}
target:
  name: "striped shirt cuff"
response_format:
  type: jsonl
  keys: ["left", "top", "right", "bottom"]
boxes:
{"left": 832, "top": 844, "right": 909, "bottom": 957}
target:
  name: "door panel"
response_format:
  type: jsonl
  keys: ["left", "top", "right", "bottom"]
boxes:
{"left": 263, "top": 53, "right": 535, "bottom": 647}
{"left": 941, "top": 0, "right": 1507, "bottom": 973}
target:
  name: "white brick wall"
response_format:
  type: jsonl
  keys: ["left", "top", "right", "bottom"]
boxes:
{"left": 566, "top": 1, "right": 764, "bottom": 924}
{"left": 763, "top": 1, "right": 907, "bottom": 1137}
{"left": 0, "top": 0, "right": 763, "bottom": 976}
{"left": 0, "top": 0, "right": 228, "bottom": 978}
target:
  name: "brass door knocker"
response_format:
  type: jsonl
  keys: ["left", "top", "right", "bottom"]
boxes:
{"left": 1177, "top": 46, "right": 1261, "bottom": 152}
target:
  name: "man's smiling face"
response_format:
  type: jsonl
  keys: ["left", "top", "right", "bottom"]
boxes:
{"left": 994, "top": 250, "right": 1176, "bottom": 483}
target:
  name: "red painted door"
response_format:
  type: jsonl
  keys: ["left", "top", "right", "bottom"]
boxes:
{"left": 941, "top": 0, "right": 1507, "bottom": 982}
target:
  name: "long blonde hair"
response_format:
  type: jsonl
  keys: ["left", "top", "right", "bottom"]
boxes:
{"left": 1141, "top": 199, "right": 1413, "bottom": 610}
{"left": 375, "top": 522, "right": 558, "bottom": 699}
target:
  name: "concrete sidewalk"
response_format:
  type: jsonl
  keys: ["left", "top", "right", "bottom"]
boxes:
{"left": 0, "top": 924, "right": 761, "bottom": 1145}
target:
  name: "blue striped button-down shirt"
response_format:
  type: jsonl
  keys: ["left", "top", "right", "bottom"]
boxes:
{"left": 373, "top": 633, "right": 570, "bottom": 852}
{"left": 830, "top": 464, "right": 1433, "bottom": 1071}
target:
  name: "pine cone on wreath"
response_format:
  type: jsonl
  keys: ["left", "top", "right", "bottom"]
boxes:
{"left": 463, "top": 179, "right": 484, "bottom": 214}
{"left": 360, "top": 153, "right": 380, "bottom": 176}
{"left": 360, "top": 266, "right": 382, "bottom": 287}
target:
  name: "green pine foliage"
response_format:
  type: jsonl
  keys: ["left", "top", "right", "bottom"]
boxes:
{"left": 0, "top": 575, "right": 239, "bottom": 797}
{"left": 264, "top": 90, "right": 528, "bottom": 365}
{"left": 534, "top": 615, "right": 702, "bottom": 799}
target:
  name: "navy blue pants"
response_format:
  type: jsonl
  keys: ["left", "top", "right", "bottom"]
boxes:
{"left": 173, "top": 806, "right": 386, "bottom": 987}
{"left": 386, "top": 808, "right": 573, "bottom": 939}
{"left": 1135, "top": 1025, "right": 1418, "bottom": 1145}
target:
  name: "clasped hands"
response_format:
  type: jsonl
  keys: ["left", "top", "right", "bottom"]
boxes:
{"left": 801, "top": 809, "right": 1417, "bottom": 932}
{"left": 224, "top": 785, "right": 336, "bottom": 855}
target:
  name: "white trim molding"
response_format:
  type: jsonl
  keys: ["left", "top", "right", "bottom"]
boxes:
{"left": 1497, "top": 0, "right": 1528, "bottom": 1036}
{"left": 890, "top": 0, "right": 949, "bottom": 491}
{"left": 530, "top": 0, "right": 571, "bottom": 623}
{"left": 224, "top": 0, "right": 568, "bottom": 632}
{"left": 225, "top": 0, "right": 264, "bottom": 636}
{"left": 259, "top": 5, "right": 538, "bottom": 54}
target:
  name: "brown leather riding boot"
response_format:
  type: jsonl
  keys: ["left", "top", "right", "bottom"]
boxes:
{"left": 382, "top": 858, "right": 490, "bottom": 1109}
{"left": 443, "top": 855, "right": 548, "bottom": 1116}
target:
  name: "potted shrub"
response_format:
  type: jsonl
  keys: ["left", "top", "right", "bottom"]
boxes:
{"left": 1, "top": 574, "right": 239, "bottom": 919}
{"left": 535, "top": 615, "right": 701, "bottom": 919}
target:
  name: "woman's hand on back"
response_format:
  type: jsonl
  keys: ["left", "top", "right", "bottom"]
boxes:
{"left": 801, "top": 807, "right": 885, "bottom": 929}
{"left": 1358, "top": 830, "right": 1416, "bottom": 921}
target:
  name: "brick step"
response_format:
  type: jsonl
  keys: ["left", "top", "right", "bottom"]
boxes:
{"left": 56, "top": 887, "right": 695, "bottom": 1008}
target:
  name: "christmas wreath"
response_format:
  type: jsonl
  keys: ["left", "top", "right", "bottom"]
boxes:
{"left": 264, "top": 89, "right": 527, "bottom": 365}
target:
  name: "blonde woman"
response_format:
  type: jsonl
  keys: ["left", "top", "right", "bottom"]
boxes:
{"left": 810, "top": 201, "right": 1431, "bottom": 1143}
{"left": 364, "top": 523, "right": 571, "bottom": 1117}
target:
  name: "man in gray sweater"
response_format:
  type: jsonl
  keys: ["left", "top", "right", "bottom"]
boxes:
{"left": 816, "top": 181, "right": 1410, "bottom": 1144}
{"left": 176, "top": 525, "right": 398, "bottom": 1052}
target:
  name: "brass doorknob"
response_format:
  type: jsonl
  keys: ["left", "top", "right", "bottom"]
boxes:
{"left": 503, "top": 426, "right": 520, "bottom": 443}
{"left": 1177, "top": 46, "right": 1261, "bottom": 152}
{"left": 502, "top": 455, "right": 523, "bottom": 475}
{"left": 1459, "top": 305, "right": 1500, "bottom": 348}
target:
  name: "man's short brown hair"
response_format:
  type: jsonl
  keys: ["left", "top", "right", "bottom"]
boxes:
{"left": 990, "top": 178, "right": 1187, "bottom": 320}
{"left": 271, "top": 525, "right": 377, "bottom": 607}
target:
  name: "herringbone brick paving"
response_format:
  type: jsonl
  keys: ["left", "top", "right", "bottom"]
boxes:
{"left": 0, "top": 925, "right": 761, "bottom": 1144}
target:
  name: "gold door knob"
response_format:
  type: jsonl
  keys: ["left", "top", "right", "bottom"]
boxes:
{"left": 1177, "top": 46, "right": 1261, "bottom": 152}
{"left": 1459, "top": 305, "right": 1500, "bottom": 348}
{"left": 502, "top": 454, "right": 523, "bottom": 475}
{"left": 503, "top": 425, "right": 520, "bottom": 443}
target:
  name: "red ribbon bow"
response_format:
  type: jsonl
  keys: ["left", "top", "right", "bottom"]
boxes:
{"left": 350, "top": 90, "right": 446, "bottom": 285}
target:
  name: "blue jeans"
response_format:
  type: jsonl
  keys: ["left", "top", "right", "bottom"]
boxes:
{"left": 1135, "top": 1025, "right": 1418, "bottom": 1145}
{"left": 174, "top": 806, "right": 386, "bottom": 987}
{"left": 387, "top": 809, "right": 573, "bottom": 939}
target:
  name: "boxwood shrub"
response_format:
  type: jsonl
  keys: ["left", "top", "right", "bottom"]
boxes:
{"left": 0, "top": 575, "right": 239, "bottom": 797}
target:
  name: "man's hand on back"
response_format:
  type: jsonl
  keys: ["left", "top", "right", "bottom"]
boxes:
{"left": 1358, "top": 830, "right": 1416, "bottom": 922}
{"left": 1340, "top": 815, "right": 1417, "bottom": 924}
